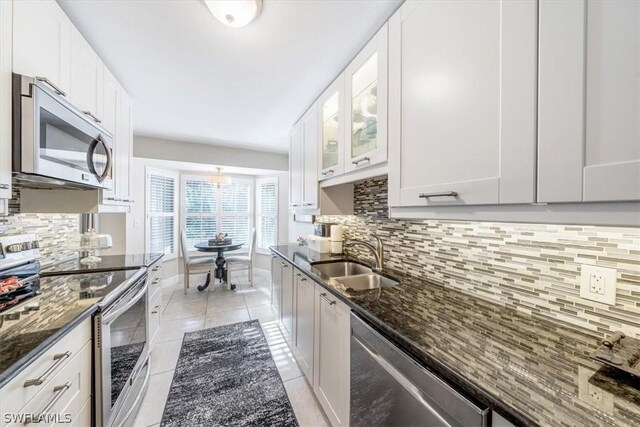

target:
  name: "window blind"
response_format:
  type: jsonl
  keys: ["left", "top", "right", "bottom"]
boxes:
{"left": 146, "top": 170, "right": 177, "bottom": 258}
{"left": 182, "top": 176, "right": 253, "bottom": 252}
{"left": 256, "top": 177, "right": 278, "bottom": 252}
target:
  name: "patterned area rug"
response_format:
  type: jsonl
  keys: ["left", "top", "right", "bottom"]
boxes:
{"left": 161, "top": 320, "right": 298, "bottom": 427}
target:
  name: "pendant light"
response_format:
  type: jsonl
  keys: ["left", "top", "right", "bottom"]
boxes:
{"left": 208, "top": 167, "right": 231, "bottom": 187}
{"left": 204, "top": 0, "right": 263, "bottom": 28}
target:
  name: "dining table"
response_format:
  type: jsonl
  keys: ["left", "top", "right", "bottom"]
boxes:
{"left": 194, "top": 241, "right": 244, "bottom": 291}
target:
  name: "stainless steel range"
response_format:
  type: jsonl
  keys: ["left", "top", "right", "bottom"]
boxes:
{"left": 93, "top": 269, "right": 150, "bottom": 427}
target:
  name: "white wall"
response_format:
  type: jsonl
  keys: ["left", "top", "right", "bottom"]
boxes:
{"left": 134, "top": 135, "right": 289, "bottom": 172}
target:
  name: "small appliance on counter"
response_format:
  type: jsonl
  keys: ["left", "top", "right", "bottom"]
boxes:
{"left": 308, "top": 221, "right": 337, "bottom": 254}
{"left": 79, "top": 229, "right": 113, "bottom": 265}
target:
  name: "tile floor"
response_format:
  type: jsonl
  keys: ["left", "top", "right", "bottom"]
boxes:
{"left": 133, "top": 268, "right": 331, "bottom": 427}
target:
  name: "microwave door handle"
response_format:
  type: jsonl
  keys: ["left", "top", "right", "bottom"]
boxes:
{"left": 102, "top": 279, "right": 149, "bottom": 325}
{"left": 87, "top": 136, "right": 113, "bottom": 183}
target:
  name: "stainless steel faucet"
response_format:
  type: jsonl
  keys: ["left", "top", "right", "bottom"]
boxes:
{"left": 344, "top": 235, "right": 384, "bottom": 271}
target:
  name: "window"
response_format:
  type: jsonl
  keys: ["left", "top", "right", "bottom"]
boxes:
{"left": 146, "top": 168, "right": 178, "bottom": 260}
{"left": 256, "top": 177, "right": 278, "bottom": 253}
{"left": 182, "top": 175, "right": 253, "bottom": 253}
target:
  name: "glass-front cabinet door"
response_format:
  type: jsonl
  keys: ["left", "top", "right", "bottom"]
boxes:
{"left": 318, "top": 74, "right": 344, "bottom": 180}
{"left": 345, "top": 23, "right": 388, "bottom": 173}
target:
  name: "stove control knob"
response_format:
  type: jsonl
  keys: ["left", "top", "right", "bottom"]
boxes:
{"left": 6, "top": 243, "right": 24, "bottom": 253}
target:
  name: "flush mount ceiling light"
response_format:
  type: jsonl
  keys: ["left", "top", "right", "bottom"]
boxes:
{"left": 204, "top": 0, "right": 263, "bottom": 28}
{"left": 208, "top": 167, "right": 232, "bottom": 187}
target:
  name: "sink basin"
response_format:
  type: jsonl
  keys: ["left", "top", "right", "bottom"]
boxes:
{"left": 312, "top": 261, "right": 372, "bottom": 278}
{"left": 336, "top": 273, "right": 399, "bottom": 291}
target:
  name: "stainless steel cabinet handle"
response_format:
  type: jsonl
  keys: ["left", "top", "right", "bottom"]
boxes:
{"left": 83, "top": 110, "right": 102, "bottom": 123}
{"left": 291, "top": 204, "right": 300, "bottom": 207}
{"left": 27, "top": 382, "right": 72, "bottom": 424}
{"left": 151, "top": 304, "right": 162, "bottom": 314}
{"left": 319, "top": 292, "right": 336, "bottom": 305}
{"left": 321, "top": 169, "right": 334, "bottom": 176}
{"left": 0, "top": 183, "right": 9, "bottom": 189}
{"left": 24, "top": 352, "right": 72, "bottom": 387}
{"left": 303, "top": 203, "right": 314, "bottom": 206}
{"left": 352, "top": 156, "right": 371, "bottom": 165}
{"left": 35, "top": 76, "right": 66, "bottom": 97}
{"left": 152, "top": 265, "right": 161, "bottom": 272}
{"left": 418, "top": 191, "right": 458, "bottom": 199}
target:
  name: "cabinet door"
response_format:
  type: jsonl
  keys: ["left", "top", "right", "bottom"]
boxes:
{"left": 0, "top": 0, "right": 12, "bottom": 200}
{"left": 13, "top": 0, "right": 71, "bottom": 96}
{"left": 313, "top": 286, "right": 350, "bottom": 427}
{"left": 280, "top": 260, "right": 294, "bottom": 344}
{"left": 318, "top": 75, "right": 345, "bottom": 180}
{"left": 302, "top": 104, "right": 318, "bottom": 208}
{"left": 70, "top": 27, "right": 103, "bottom": 122}
{"left": 149, "top": 290, "right": 162, "bottom": 350}
{"left": 271, "top": 255, "right": 283, "bottom": 318}
{"left": 538, "top": 0, "right": 640, "bottom": 203}
{"left": 101, "top": 68, "right": 120, "bottom": 204}
{"left": 344, "top": 23, "right": 388, "bottom": 173}
{"left": 118, "top": 90, "right": 133, "bottom": 203}
{"left": 293, "top": 271, "right": 315, "bottom": 383}
{"left": 289, "top": 122, "right": 303, "bottom": 209}
{"left": 388, "top": 1, "right": 537, "bottom": 207}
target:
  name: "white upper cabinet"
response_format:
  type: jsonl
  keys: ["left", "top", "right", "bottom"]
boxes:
{"left": 344, "top": 23, "right": 388, "bottom": 174}
{"left": 302, "top": 104, "right": 318, "bottom": 209}
{"left": 289, "top": 103, "right": 319, "bottom": 211}
{"left": 70, "top": 27, "right": 103, "bottom": 124}
{"left": 101, "top": 66, "right": 120, "bottom": 134}
{"left": 538, "top": 0, "right": 640, "bottom": 203}
{"left": 0, "top": 0, "right": 12, "bottom": 202}
{"left": 388, "top": 1, "right": 537, "bottom": 207}
{"left": 318, "top": 74, "right": 345, "bottom": 180}
{"left": 12, "top": 0, "right": 71, "bottom": 96}
{"left": 289, "top": 122, "right": 304, "bottom": 209}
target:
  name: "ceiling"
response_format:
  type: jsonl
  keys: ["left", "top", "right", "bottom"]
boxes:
{"left": 58, "top": 0, "right": 402, "bottom": 154}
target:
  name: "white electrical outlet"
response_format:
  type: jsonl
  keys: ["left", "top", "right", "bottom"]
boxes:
{"left": 580, "top": 264, "right": 617, "bottom": 305}
{"left": 578, "top": 366, "right": 614, "bottom": 413}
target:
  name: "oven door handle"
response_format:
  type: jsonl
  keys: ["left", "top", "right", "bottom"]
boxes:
{"left": 102, "top": 278, "right": 148, "bottom": 325}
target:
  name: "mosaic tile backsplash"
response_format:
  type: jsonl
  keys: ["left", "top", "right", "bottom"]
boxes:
{"left": 318, "top": 176, "right": 640, "bottom": 339}
{"left": 0, "top": 214, "right": 80, "bottom": 267}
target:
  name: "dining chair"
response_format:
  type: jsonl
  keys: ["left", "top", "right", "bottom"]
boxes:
{"left": 180, "top": 230, "right": 215, "bottom": 294}
{"left": 226, "top": 228, "right": 257, "bottom": 287}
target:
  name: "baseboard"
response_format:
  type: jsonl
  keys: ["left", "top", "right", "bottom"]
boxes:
{"left": 163, "top": 274, "right": 180, "bottom": 288}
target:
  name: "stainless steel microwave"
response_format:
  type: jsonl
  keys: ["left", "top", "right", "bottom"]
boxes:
{"left": 12, "top": 74, "right": 114, "bottom": 190}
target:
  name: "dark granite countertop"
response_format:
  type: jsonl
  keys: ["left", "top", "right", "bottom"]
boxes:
{"left": 0, "top": 268, "right": 144, "bottom": 388}
{"left": 271, "top": 245, "right": 640, "bottom": 427}
{"left": 42, "top": 253, "right": 163, "bottom": 276}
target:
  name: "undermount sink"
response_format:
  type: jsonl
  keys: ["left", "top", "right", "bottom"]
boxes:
{"left": 336, "top": 273, "right": 399, "bottom": 291}
{"left": 311, "top": 261, "right": 372, "bottom": 278}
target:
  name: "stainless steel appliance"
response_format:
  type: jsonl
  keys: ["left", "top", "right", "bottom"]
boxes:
{"left": 314, "top": 222, "right": 335, "bottom": 237}
{"left": 350, "top": 313, "right": 490, "bottom": 427}
{"left": 12, "top": 74, "right": 114, "bottom": 190}
{"left": 94, "top": 268, "right": 150, "bottom": 427}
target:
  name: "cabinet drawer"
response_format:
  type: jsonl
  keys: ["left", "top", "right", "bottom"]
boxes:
{"left": 149, "top": 291, "right": 163, "bottom": 350}
{"left": 3, "top": 344, "right": 86, "bottom": 426}
{"left": 0, "top": 319, "right": 91, "bottom": 418}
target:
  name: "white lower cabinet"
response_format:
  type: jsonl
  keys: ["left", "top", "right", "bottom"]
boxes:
{"left": 293, "top": 269, "right": 315, "bottom": 383}
{"left": 271, "top": 255, "right": 283, "bottom": 320}
{"left": 312, "top": 283, "right": 350, "bottom": 427}
{"left": 280, "top": 261, "right": 294, "bottom": 345}
{"left": 148, "top": 258, "right": 164, "bottom": 350}
{"left": 0, "top": 318, "right": 92, "bottom": 427}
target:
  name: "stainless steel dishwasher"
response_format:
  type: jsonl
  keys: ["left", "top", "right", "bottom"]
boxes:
{"left": 350, "top": 313, "right": 491, "bottom": 427}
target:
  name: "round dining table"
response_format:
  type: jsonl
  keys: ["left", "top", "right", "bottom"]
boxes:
{"left": 194, "top": 241, "right": 244, "bottom": 291}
